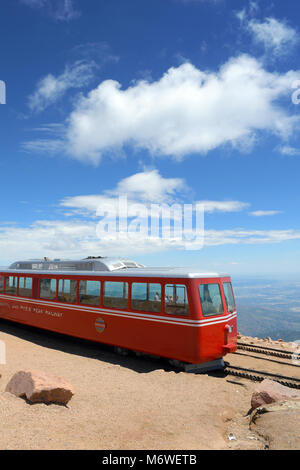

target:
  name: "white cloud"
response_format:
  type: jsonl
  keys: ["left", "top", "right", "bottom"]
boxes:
{"left": 21, "top": 138, "right": 65, "bottom": 154}
{"left": 236, "top": 1, "right": 259, "bottom": 22}
{"left": 70, "top": 42, "right": 119, "bottom": 65}
{"left": 1, "top": 220, "right": 300, "bottom": 265}
{"left": 54, "top": 0, "right": 79, "bottom": 21}
{"left": 20, "top": 0, "right": 80, "bottom": 22}
{"left": 0, "top": 170, "right": 299, "bottom": 263}
{"left": 248, "top": 17, "right": 299, "bottom": 55}
{"left": 278, "top": 145, "right": 300, "bottom": 156}
{"left": 236, "top": 8, "right": 247, "bottom": 23}
{"left": 60, "top": 169, "right": 249, "bottom": 216}
{"left": 249, "top": 210, "right": 282, "bottom": 217}
{"left": 249, "top": 2, "right": 259, "bottom": 14}
{"left": 204, "top": 229, "right": 300, "bottom": 246}
{"left": 60, "top": 170, "right": 190, "bottom": 221}
{"left": 25, "top": 55, "right": 300, "bottom": 164}
{"left": 113, "top": 170, "right": 187, "bottom": 203}
{"left": 28, "top": 60, "right": 96, "bottom": 113}
{"left": 196, "top": 201, "right": 250, "bottom": 213}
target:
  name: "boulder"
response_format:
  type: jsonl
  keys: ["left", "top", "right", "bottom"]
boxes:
{"left": 5, "top": 369, "right": 74, "bottom": 405}
{"left": 250, "top": 401, "right": 300, "bottom": 450}
{"left": 251, "top": 379, "right": 300, "bottom": 410}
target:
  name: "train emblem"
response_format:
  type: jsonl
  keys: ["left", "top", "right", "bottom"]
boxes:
{"left": 95, "top": 317, "right": 106, "bottom": 333}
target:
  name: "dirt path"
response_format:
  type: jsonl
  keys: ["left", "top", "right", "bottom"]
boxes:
{"left": 0, "top": 321, "right": 296, "bottom": 450}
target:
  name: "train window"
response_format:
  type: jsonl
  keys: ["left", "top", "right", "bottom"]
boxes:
{"left": 131, "top": 283, "right": 161, "bottom": 313}
{"left": 58, "top": 279, "right": 77, "bottom": 304}
{"left": 103, "top": 282, "right": 128, "bottom": 309}
{"left": 199, "top": 284, "right": 224, "bottom": 317}
{"left": 0, "top": 276, "right": 4, "bottom": 293}
{"left": 165, "top": 284, "right": 189, "bottom": 316}
{"left": 79, "top": 280, "right": 101, "bottom": 306}
{"left": 223, "top": 282, "right": 236, "bottom": 313}
{"left": 18, "top": 277, "right": 33, "bottom": 298}
{"left": 40, "top": 278, "right": 57, "bottom": 300}
{"left": 5, "top": 276, "right": 17, "bottom": 296}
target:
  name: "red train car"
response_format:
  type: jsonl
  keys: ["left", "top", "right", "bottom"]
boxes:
{"left": 0, "top": 258, "right": 237, "bottom": 371}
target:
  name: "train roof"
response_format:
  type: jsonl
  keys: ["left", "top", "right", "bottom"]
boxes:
{"left": 1, "top": 267, "right": 229, "bottom": 279}
{"left": 1, "top": 257, "right": 230, "bottom": 279}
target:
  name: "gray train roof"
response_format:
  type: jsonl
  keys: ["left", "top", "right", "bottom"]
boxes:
{"left": 1, "top": 266, "right": 229, "bottom": 279}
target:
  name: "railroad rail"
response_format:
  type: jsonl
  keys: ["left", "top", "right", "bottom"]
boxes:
{"left": 237, "top": 342, "right": 297, "bottom": 360}
{"left": 225, "top": 363, "right": 300, "bottom": 390}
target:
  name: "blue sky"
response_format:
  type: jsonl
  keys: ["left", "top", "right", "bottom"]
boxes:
{"left": 1, "top": 0, "right": 300, "bottom": 276}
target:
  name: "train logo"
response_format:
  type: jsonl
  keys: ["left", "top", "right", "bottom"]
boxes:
{"left": 95, "top": 317, "right": 106, "bottom": 334}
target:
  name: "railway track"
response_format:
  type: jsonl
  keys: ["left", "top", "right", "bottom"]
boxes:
{"left": 236, "top": 342, "right": 298, "bottom": 361}
{"left": 224, "top": 342, "right": 300, "bottom": 389}
{"left": 225, "top": 363, "right": 300, "bottom": 389}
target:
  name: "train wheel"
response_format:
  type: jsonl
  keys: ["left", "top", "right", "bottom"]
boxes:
{"left": 168, "top": 359, "right": 184, "bottom": 369}
{"left": 114, "top": 346, "right": 129, "bottom": 356}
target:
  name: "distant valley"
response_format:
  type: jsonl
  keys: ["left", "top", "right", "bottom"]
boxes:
{"left": 232, "top": 278, "right": 300, "bottom": 342}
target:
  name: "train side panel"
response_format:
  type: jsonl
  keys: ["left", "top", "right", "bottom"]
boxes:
{"left": 0, "top": 273, "right": 237, "bottom": 365}
{"left": 0, "top": 291, "right": 200, "bottom": 364}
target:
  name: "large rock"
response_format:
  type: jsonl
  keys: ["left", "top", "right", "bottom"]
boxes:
{"left": 251, "top": 379, "right": 300, "bottom": 410}
{"left": 250, "top": 401, "right": 300, "bottom": 450}
{"left": 5, "top": 370, "right": 74, "bottom": 405}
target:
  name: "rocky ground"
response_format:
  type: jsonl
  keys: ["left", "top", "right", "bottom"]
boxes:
{"left": 0, "top": 319, "right": 299, "bottom": 450}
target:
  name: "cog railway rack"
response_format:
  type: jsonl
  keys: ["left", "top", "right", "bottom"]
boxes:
{"left": 225, "top": 364, "right": 300, "bottom": 389}
{"left": 224, "top": 341, "right": 300, "bottom": 390}
{"left": 236, "top": 342, "right": 297, "bottom": 360}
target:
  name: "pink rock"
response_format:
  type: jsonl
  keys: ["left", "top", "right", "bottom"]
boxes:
{"left": 5, "top": 370, "right": 74, "bottom": 405}
{"left": 251, "top": 379, "right": 300, "bottom": 410}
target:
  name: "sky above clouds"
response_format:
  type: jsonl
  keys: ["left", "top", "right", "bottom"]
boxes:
{"left": 1, "top": 0, "right": 300, "bottom": 275}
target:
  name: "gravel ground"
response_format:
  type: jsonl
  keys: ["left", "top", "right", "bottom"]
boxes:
{"left": 0, "top": 319, "right": 297, "bottom": 450}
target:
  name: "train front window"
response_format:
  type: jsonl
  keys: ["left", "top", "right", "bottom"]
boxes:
{"left": 131, "top": 283, "right": 161, "bottom": 313}
{"left": 18, "top": 277, "right": 33, "bottom": 298}
{"left": 223, "top": 282, "right": 236, "bottom": 313}
{"left": 40, "top": 278, "right": 57, "bottom": 300}
{"left": 199, "top": 284, "right": 224, "bottom": 317}
{"left": 5, "top": 276, "right": 17, "bottom": 296}
{"left": 58, "top": 279, "right": 77, "bottom": 304}
{"left": 79, "top": 280, "right": 101, "bottom": 306}
{"left": 103, "top": 282, "right": 128, "bottom": 309}
{"left": 165, "top": 284, "right": 190, "bottom": 316}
